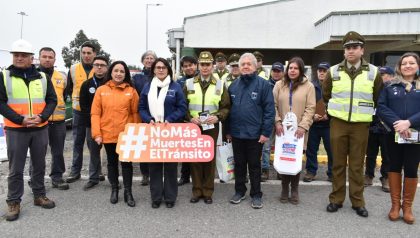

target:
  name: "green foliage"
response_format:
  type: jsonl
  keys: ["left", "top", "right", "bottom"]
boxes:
{"left": 62, "top": 30, "right": 111, "bottom": 69}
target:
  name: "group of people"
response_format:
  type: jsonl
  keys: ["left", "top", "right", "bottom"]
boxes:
{"left": 1, "top": 31, "right": 419, "bottom": 225}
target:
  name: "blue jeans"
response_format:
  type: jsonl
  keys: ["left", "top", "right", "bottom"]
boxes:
{"left": 70, "top": 110, "right": 87, "bottom": 175}
{"left": 261, "top": 129, "right": 275, "bottom": 170}
{"left": 305, "top": 126, "right": 333, "bottom": 177}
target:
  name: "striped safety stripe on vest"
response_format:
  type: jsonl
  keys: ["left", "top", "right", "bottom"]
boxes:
{"left": 49, "top": 70, "right": 67, "bottom": 121}
{"left": 3, "top": 69, "right": 47, "bottom": 128}
{"left": 327, "top": 64, "right": 376, "bottom": 122}
{"left": 186, "top": 78, "right": 223, "bottom": 118}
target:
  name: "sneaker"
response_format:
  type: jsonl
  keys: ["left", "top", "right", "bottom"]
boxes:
{"left": 5, "top": 201, "right": 20, "bottom": 221}
{"left": 251, "top": 196, "right": 263, "bottom": 209}
{"left": 141, "top": 174, "right": 149, "bottom": 186}
{"left": 230, "top": 193, "right": 246, "bottom": 204}
{"left": 364, "top": 175, "right": 373, "bottom": 187}
{"left": 52, "top": 179, "right": 70, "bottom": 190}
{"left": 83, "top": 181, "right": 99, "bottom": 191}
{"left": 380, "top": 177, "right": 390, "bottom": 193}
{"left": 303, "top": 172, "right": 316, "bottom": 182}
{"left": 261, "top": 169, "right": 269, "bottom": 182}
{"left": 66, "top": 173, "right": 81, "bottom": 183}
{"left": 34, "top": 195, "right": 56, "bottom": 209}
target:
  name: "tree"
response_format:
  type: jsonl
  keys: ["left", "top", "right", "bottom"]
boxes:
{"left": 62, "top": 30, "right": 111, "bottom": 69}
{"left": 127, "top": 65, "right": 140, "bottom": 70}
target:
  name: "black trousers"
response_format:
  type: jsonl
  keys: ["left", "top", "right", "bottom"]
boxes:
{"left": 149, "top": 163, "right": 178, "bottom": 203}
{"left": 180, "top": 162, "right": 190, "bottom": 180}
{"left": 139, "top": 163, "right": 149, "bottom": 176}
{"left": 364, "top": 132, "right": 389, "bottom": 178}
{"left": 104, "top": 143, "right": 132, "bottom": 188}
{"left": 386, "top": 134, "right": 420, "bottom": 178}
{"left": 232, "top": 137, "right": 263, "bottom": 198}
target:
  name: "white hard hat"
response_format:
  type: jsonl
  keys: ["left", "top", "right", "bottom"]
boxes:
{"left": 10, "top": 39, "right": 34, "bottom": 54}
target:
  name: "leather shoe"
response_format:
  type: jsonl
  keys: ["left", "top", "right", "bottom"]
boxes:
{"left": 204, "top": 197, "right": 213, "bottom": 204}
{"left": 326, "top": 203, "right": 343, "bottom": 212}
{"left": 152, "top": 201, "right": 161, "bottom": 208}
{"left": 83, "top": 181, "right": 98, "bottom": 191}
{"left": 166, "top": 202, "right": 174, "bottom": 208}
{"left": 352, "top": 206, "right": 369, "bottom": 217}
{"left": 190, "top": 197, "right": 200, "bottom": 203}
{"left": 177, "top": 177, "right": 190, "bottom": 186}
{"left": 66, "top": 173, "right": 81, "bottom": 183}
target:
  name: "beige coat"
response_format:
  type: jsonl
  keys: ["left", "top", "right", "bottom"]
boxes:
{"left": 273, "top": 77, "right": 316, "bottom": 148}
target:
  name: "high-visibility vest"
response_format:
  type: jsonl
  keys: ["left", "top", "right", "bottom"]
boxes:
{"left": 70, "top": 63, "right": 94, "bottom": 111}
{"left": 225, "top": 74, "right": 238, "bottom": 88}
{"left": 2, "top": 69, "right": 48, "bottom": 128}
{"left": 212, "top": 69, "right": 229, "bottom": 81}
{"left": 186, "top": 77, "right": 224, "bottom": 118}
{"left": 327, "top": 64, "right": 377, "bottom": 122}
{"left": 49, "top": 70, "right": 67, "bottom": 121}
{"left": 257, "top": 68, "right": 268, "bottom": 80}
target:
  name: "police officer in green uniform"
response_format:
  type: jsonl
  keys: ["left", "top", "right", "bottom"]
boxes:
{"left": 225, "top": 53, "right": 241, "bottom": 88}
{"left": 183, "top": 51, "right": 231, "bottom": 204}
{"left": 323, "top": 31, "right": 382, "bottom": 217}
{"left": 253, "top": 51, "right": 268, "bottom": 80}
{"left": 213, "top": 52, "right": 229, "bottom": 81}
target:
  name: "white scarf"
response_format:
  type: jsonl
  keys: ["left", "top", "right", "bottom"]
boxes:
{"left": 148, "top": 76, "right": 171, "bottom": 122}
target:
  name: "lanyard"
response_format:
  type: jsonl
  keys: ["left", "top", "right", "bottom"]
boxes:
{"left": 92, "top": 76, "right": 98, "bottom": 88}
{"left": 289, "top": 81, "right": 293, "bottom": 111}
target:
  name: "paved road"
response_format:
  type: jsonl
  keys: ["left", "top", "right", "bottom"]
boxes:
{"left": 0, "top": 129, "right": 419, "bottom": 237}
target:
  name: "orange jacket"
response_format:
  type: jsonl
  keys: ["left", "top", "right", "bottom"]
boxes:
{"left": 91, "top": 80, "right": 141, "bottom": 143}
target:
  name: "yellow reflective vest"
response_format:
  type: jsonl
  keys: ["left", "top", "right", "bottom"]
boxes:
{"left": 212, "top": 69, "right": 229, "bottom": 81}
{"left": 327, "top": 64, "right": 377, "bottom": 122}
{"left": 49, "top": 70, "right": 67, "bottom": 121}
{"left": 186, "top": 76, "right": 224, "bottom": 118}
{"left": 2, "top": 69, "right": 47, "bottom": 128}
{"left": 70, "top": 63, "right": 94, "bottom": 111}
{"left": 257, "top": 68, "right": 268, "bottom": 80}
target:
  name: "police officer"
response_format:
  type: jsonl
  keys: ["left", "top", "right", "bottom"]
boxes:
{"left": 0, "top": 39, "right": 57, "bottom": 221}
{"left": 213, "top": 52, "right": 229, "bottom": 81}
{"left": 253, "top": 51, "right": 268, "bottom": 80}
{"left": 184, "top": 51, "right": 230, "bottom": 204}
{"left": 323, "top": 31, "right": 382, "bottom": 217}
{"left": 66, "top": 42, "right": 96, "bottom": 183}
{"left": 225, "top": 53, "right": 241, "bottom": 88}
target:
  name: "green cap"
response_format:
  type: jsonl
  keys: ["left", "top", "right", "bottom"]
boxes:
{"left": 215, "top": 52, "right": 227, "bottom": 62}
{"left": 342, "top": 31, "right": 365, "bottom": 47}
{"left": 198, "top": 51, "right": 214, "bottom": 63}
{"left": 253, "top": 51, "right": 264, "bottom": 60}
{"left": 228, "top": 53, "right": 240, "bottom": 66}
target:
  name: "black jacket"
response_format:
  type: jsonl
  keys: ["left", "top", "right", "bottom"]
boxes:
{"left": 0, "top": 65, "right": 57, "bottom": 131}
{"left": 79, "top": 76, "right": 105, "bottom": 127}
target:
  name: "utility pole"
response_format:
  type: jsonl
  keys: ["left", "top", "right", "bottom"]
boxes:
{"left": 17, "top": 11, "right": 28, "bottom": 39}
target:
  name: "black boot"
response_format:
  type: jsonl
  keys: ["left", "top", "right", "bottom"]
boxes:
{"left": 124, "top": 188, "right": 136, "bottom": 207}
{"left": 110, "top": 184, "right": 119, "bottom": 204}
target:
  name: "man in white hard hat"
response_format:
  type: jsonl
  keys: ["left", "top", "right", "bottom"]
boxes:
{"left": 0, "top": 39, "right": 57, "bottom": 221}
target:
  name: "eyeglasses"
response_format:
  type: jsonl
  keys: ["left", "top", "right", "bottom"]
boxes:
{"left": 155, "top": 66, "right": 167, "bottom": 71}
{"left": 93, "top": 63, "right": 107, "bottom": 68}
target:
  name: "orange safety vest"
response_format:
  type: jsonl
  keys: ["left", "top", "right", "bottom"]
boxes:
{"left": 70, "top": 63, "right": 94, "bottom": 111}
{"left": 49, "top": 70, "right": 67, "bottom": 121}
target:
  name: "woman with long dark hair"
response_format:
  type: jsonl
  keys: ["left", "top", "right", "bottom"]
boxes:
{"left": 139, "top": 58, "right": 187, "bottom": 208}
{"left": 273, "top": 57, "right": 315, "bottom": 205}
{"left": 377, "top": 52, "right": 420, "bottom": 224}
{"left": 91, "top": 61, "right": 140, "bottom": 207}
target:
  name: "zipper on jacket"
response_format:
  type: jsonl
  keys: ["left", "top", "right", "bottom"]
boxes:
{"left": 26, "top": 74, "right": 34, "bottom": 118}
{"left": 348, "top": 78, "right": 355, "bottom": 122}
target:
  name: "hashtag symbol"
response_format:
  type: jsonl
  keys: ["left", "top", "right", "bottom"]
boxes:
{"left": 119, "top": 125, "right": 148, "bottom": 160}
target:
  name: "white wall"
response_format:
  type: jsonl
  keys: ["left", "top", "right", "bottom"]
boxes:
{"left": 183, "top": 0, "right": 420, "bottom": 49}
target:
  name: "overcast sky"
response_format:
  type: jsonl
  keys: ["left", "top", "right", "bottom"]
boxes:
{"left": 0, "top": 0, "right": 271, "bottom": 70}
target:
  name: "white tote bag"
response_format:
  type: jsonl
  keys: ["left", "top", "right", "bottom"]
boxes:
{"left": 216, "top": 142, "right": 235, "bottom": 181}
{"left": 273, "top": 112, "right": 304, "bottom": 175}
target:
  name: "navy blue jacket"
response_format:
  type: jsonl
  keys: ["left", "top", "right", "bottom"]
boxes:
{"left": 377, "top": 80, "right": 420, "bottom": 132}
{"left": 139, "top": 80, "right": 187, "bottom": 123}
{"left": 133, "top": 68, "right": 152, "bottom": 98}
{"left": 311, "top": 79, "right": 329, "bottom": 128}
{"left": 228, "top": 73, "right": 275, "bottom": 139}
